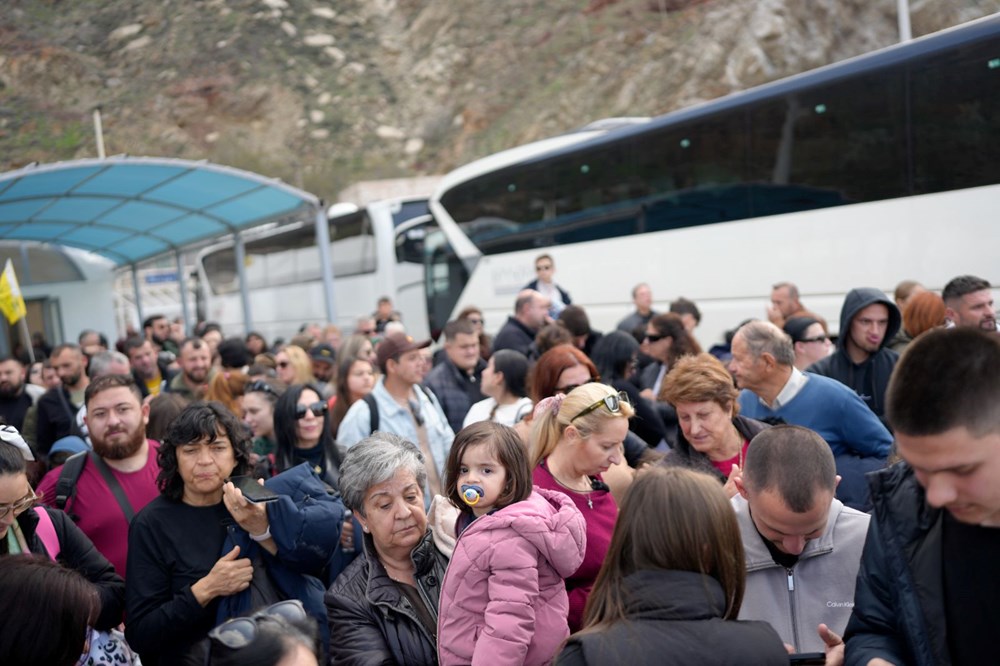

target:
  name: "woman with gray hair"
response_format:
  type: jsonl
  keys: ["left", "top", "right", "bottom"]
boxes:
{"left": 324, "top": 432, "right": 449, "bottom": 665}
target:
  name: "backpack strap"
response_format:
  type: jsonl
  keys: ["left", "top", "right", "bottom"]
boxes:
{"left": 33, "top": 507, "right": 61, "bottom": 560}
{"left": 363, "top": 393, "right": 380, "bottom": 433}
{"left": 55, "top": 450, "right": 89, "bottom": 512}
{"left": 89, "top": 451, "right": 136, "bottom": 524}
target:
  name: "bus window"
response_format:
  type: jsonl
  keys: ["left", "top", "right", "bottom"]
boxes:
{"left": 910, "top": 37, "right": 1000, "bottom": 194}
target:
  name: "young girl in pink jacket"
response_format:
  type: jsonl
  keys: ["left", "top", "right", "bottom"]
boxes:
{"left": 437, "top": 421, "right": 587, "bottom": 666}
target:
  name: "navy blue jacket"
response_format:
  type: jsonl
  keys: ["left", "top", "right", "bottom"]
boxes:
{"left": 844, "top": 463, "right": 948, "bottom": 666}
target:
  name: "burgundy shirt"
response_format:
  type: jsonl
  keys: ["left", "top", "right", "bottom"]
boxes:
{"left": 533, "top": 461, "right": 618, "bottom": 631}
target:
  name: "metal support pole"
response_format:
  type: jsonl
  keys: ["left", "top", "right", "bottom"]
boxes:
{"left": 175, "top": 249, "right": 192, "bottom": 337}
{"left": 233, "top": 232, "right": 253, "bottom": 334}
{"left": 131, "top": 264, "right": 145, "bottom": 330}
{"left": 93, "top": 107, "right": 106, "bottom": 159}
{"left": 315, "top": 203, "right": 337, "bottom": 325}
{"left": 897, "top": 0, "right": 912, "bottom": 42}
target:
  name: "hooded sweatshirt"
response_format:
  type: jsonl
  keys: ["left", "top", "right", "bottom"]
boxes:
{"left": 437, "top": 487, "right": 587, "bottom": 666}
{"left": 807, "top": 288, "right": 901, "bottom": 426}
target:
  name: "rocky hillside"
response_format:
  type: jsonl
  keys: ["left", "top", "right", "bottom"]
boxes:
{"left": 1, "top": 0, "right": 997, "bottom": 203}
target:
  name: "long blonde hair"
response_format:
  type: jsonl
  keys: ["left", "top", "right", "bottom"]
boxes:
{"left": 279, "top": 345, "right": 314, "bottom": 385}
{"left": 530, "top": 382, "right": 634, "bottom": 468}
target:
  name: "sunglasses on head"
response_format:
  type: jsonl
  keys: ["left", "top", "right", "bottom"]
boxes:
{"left": 208, "top": 600, "right": 307, "bottom": 650}
{"left": 571, "top": 391, "right": 631, "bottom": 422}
{"left": 245, "top": 380, "right": 278, "bottom": 397}
{"left": 295, "top": 401, "right": 328, "bottom": 419}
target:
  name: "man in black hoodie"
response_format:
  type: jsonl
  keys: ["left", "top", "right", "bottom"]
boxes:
{"left": 808, "top": 288, "right": 900, "bottom": 428}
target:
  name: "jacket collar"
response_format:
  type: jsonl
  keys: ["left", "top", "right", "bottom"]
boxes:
{"left": 734, "top": 494, "right": 841, "bottom": 571}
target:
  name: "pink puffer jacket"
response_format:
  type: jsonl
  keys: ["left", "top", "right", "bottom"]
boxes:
{"left": 437, "top": 487, "right": 587, "bottom": 666}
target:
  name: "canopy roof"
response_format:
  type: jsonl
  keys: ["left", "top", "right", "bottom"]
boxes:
{"left": 0, "top": 157, "right": 320, "bottom": 266}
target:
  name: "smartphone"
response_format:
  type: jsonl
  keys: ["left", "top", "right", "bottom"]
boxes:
{"left": 229, "top": 475, "right": 280, "bottom": 503}
{"left": 789, "top": 653, "right": 826, "bottom": 665}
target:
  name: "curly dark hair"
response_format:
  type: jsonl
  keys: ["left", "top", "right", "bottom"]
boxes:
{"left": 157, "top": 401, "right": 252, "bottom": 502}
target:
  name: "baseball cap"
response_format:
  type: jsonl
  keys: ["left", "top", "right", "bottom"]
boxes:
{"left": 309, "top": 343, "right": 337, "bottom": 364}
{"left": 375, "top": 333, "right": 431, "bottom": 373}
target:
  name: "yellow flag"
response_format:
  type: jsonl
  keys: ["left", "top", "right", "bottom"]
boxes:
{"left": 0, "top": 259, "right": 27, "bottom": 325}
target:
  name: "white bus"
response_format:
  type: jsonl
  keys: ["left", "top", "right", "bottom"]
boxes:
{"left": 196, "top": 197, "right": 436, "bottom": 341}
{"left": 425, "top": 15, "right": 1000, "bottom": 347}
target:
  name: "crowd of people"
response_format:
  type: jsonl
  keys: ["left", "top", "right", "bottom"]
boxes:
{"left": 0, "top": 267, "right": 997, "bottom": 666}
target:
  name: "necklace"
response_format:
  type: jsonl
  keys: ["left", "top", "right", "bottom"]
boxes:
{"left": 549, "top": 468, "right": 596, "bottom": 509}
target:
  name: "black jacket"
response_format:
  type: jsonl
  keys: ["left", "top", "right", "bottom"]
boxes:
{"left": 844, "top": 463, "right": 948, "bottom": 666}
{"left": 15, "top": 506, "right": 125, "bottom": 630}
{"left": 492, "top": 316, "right": 538, "bottom": 358}
{"left": 807, "top": 288, "right": 900, "bottom": 426}
{"left": 423, "top": 355, "right": 486, "bottom": 433}
{"left": 557, "top": 569, "right": 787, "bottom": 665}
{"left": 34, "top": 385, "right": 83, "bottom": 457}
{"left": 611, "top": 379, "right": 667, "bottom": 448}
{"left": 325, "top": 529, "right": 449, "bottom": 666}
{"left": 660, "top": 415, "right": 770, "bottom": 483}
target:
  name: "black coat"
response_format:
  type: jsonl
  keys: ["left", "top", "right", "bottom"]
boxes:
{"left": 557, "top": 569, "right": 787, "bottom": 665}
{"left": 492, "top": 317, "right": 537, "bottom": 358}
{"left": 14, "top": 506, "right": 125, "bottom": 630}
{"left": 807, "top": 287, "right": 901, "bottom": 427}
{"left": 844, "top": 463, "right": 948, "bottom": 666}
{"left": 325, "top": 529, "right": 448, "bottom": 666}
{"left": 660, "top": 415, "right": 769, "bottom": 483}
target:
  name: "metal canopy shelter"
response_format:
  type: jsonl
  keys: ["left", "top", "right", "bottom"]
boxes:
{"left": 0, "top": 157, "right": 337, "bottom": 333}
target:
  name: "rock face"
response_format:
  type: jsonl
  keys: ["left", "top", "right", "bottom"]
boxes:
{"left": 0, "top": 0, "right": 996, "bottom": 201}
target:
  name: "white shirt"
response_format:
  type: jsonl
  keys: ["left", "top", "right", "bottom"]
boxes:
{"left": 462, "top": 396, "right": 533, "bottom": 429}
{"left": 762, "top": 367, "right": 810, "bottom": 410}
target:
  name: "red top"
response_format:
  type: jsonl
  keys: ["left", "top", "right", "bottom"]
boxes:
{"left": 710, "top": 439, "right": 751, "bottom": 479}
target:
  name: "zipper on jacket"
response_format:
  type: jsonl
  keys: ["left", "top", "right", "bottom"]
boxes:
{"left": 786, "top": 567, "right": 801, "bottom": 650}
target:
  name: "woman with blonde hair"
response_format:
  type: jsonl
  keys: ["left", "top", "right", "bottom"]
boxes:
{"left": 557, "top": 467, "right": 787, "bottom": 665}
{"left": 530, "top": 382, "right": 634, "bottom": 632}
{"left": 275, "top": 345, "right": 314, "bottom": 386}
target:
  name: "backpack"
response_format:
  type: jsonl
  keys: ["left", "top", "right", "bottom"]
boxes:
{"left": 55, "top": 451, "right": 136, "bottom": 523}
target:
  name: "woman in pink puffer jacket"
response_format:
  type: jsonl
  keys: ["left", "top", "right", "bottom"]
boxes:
{"left": 437, "top": 422, "right": 587, "bottom": 666}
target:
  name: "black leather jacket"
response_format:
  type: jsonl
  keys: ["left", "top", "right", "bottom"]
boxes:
{"left": 325, "top": 529, "right": 449, "bottom": 665}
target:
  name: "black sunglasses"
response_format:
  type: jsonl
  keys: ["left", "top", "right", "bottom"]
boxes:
{"left": 800, "top": 336, "right": 830, "bottom": 344}
{"left": 295, "top": 401, "right": 328, "bottom": 419}
{"left": 245, "top": 380, "right": 279, "bottom": 397}
{"left": 644, "top": 332, "right": 667, "bottom": 343}
{"left": 571, "top": 391, "right": 631, "bottom": 422}
{"left": 554, "top": 380, "right": 597, "bottom": 395}
{"left": 208, "top": 600, "right": 307, "bottom": 649}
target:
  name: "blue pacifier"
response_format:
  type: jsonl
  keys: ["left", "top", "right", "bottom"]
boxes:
{"left": 461, "top": 484, "right": 484, "bottom": 506}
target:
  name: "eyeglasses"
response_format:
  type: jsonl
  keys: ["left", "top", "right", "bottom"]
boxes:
{"left": 535, "top": 264, "right": 553, "bottom": 271}
{"left": 276, "top": 361, "right": 290, "bottom": 369}
{"left": 466, "top": 317, "right": 484, "bottom": 326}
{"left": 208, "top": 600, "right": 308, "bottom": 649}
{"left": 0, "top": 488, "right": 37, "bottom": 519}
{"left": 295, "top": 401, "right": 328, "bottom": 419}
{"left": 644, "top": 333, "right": 667, "bottom": 343}
{"left": 245, "top": 380, "right": 279, "bottom": 397}
{"left": 800, "top": 336, "right": 830, "bottom": 344}
{"left": 571, "top": 391, "right": 631, "bottom": 422}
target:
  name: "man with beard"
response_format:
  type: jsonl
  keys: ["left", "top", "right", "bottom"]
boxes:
{"left": 143, "top": 313, "right": 179, "bottom": 356}
{"left": 165, "top": 337, "right": 213, "bottom": 402}
{"left": 33, "top": 343, "right": 90, "bottom": 458}
{"left": 37, "top": 374, "right": 159, "bottom": 577}
{"left": 942, "top": 274, "right": 998, "bottom": 332}
{"left": 0, "top": 356, "right": 44, "bottom": 431}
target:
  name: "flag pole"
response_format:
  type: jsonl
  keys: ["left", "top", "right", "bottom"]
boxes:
{"left": 18, "top": 318, "right": 34, "bottom": 364}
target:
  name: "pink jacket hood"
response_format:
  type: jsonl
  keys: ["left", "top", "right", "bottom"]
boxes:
{"left": 437, "top": 487, "right": 587, "bottom": 666}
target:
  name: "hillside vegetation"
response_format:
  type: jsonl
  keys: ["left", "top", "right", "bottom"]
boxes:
{"left": 1, "top": 0, "right": 997, "bottom": 202}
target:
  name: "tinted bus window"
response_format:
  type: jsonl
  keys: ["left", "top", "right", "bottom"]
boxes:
{"left": 910, "top": 37, "right": 1000, "bottom": 194}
